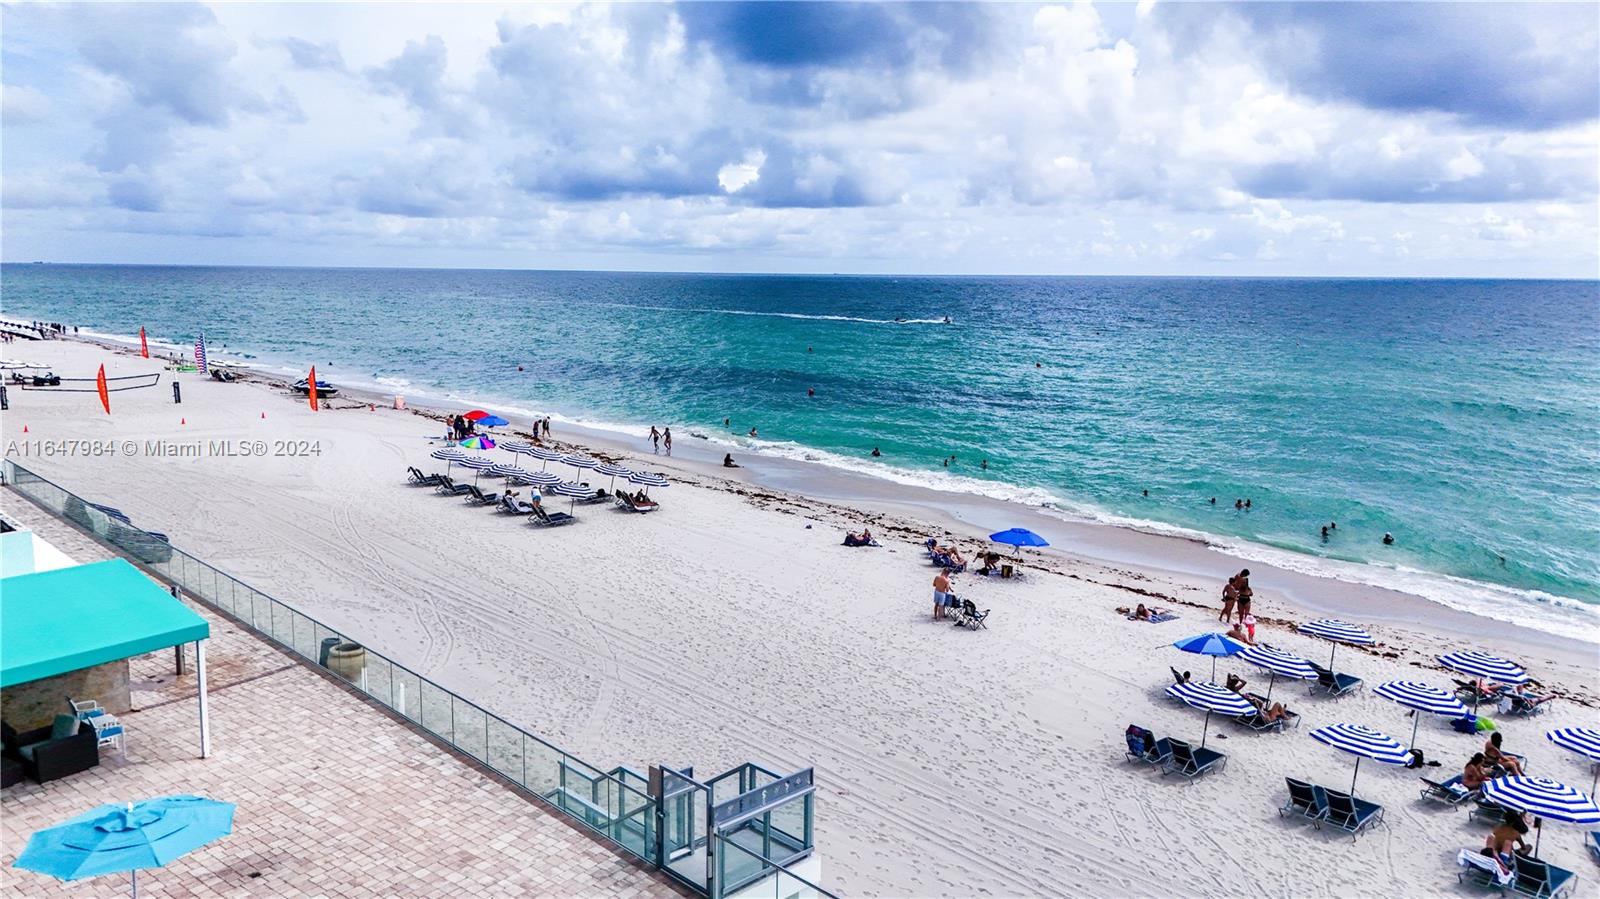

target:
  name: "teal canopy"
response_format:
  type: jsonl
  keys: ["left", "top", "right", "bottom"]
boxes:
{"left": 1, "top": 559, "right": 208, "bottom": 688}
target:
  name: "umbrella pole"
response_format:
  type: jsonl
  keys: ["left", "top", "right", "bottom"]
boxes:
{"left": 1200, "top": 709, "right": 1213, "bottom": 750}
{"left": 1328, "top": 644, "right": 1337, "bottom": 674}
{"left": 1534, "top": 817, "right": 1543, "bottom": 857}
{"left": 1210, "top": 656, "right": 1217, "bottom": 682}
{"left": 1264, "top": 671, "right": 1277, "bottom": 705}
{"left": 1409, "top": 713, "right": 1420, "bottom": 751}
{"left": 1351, "top": 757, "right": 1361, "bottom": 795}
{"left": 131, "top": 869, "right": 137, "bottom": 899}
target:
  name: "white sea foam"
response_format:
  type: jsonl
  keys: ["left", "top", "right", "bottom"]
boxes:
{"left": 591, "top": 301, "right": 950, "bottom": 326}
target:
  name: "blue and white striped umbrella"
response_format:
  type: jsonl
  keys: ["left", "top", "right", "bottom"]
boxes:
{"left": 488, "top": 463, "right": 531, "bottom": 480}
{"left": 1547, "top": 728, "right": 1600, "bottom": 764}
{"left": 1298, "top": 618, "right": 1374, "bottom": 674}
{"left": 561, "top": 454, "right": 598, "bottom": 470}
{"left": 455, "top": 455, "right": 495, "bottom": 485}
{"left": 430, "top": 447, "right": 468, "bottom": 473}
{"left": 1438, "top": 650, "right": 1529, "bottom": 685}
{"left": 1309, "top": 723, "right": 1410, "bottom": 793}
{"left": 1166, "top": 682, "right": 1255, "bottom": 749}
{"left": 549, "top": 481, "right": 595, "bottom": 512}
{"left": 1482, "top": 777, "right": 1600, "bottom": 853}
{"left": 522, "top": 446, "right": 563, "bottom": 469}
{"left": 594, "top": 461, "right": 632, "bottom": 491}
{"left": 500, "top": 441, "right": 536, "bottom": 455}
{"left": 1374, "top": 681, "right": 1469, "bottom": 749}
{"left": 513, "top": 470, "right": 560, "bottom": 487}
{"left": 1239, "top": 645, "right": 1318, "bottom": 704}
{"left": 628, "top": 471, "right": 669, "bottom": 489}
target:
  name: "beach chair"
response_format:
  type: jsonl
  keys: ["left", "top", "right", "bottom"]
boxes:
{"left": 1310, "top": 664, "right": 1362, "bottom": 697}
{"left": 1317, "top": 787, "right": 1383, "bottom": 840}
{"left": 407, "top": 466, "right": 445, "bottom": 487}
{"left": 1510, "top": 856, "right": 1577, "bottom": 898}
{"left": 463, "top": 485, "right": 502, "bottom": 506}
{"left": 949, "top": 598, "right": 989, "bottom": 630}
{"left": 433, "top": 476, "right": 472, "bottom": 497}
{"left": 1124, "top": 726, "right": 1173, "bottom": 767}
{"left": 1279, "top": 778, "right": 1328, "bottom": 826}
{"left": 1163, "top": 739, "right": 1226, "bottom": 779}
{"left": 1233, "top": 710, "right": 1288, "bottom": 734}
{"left": 1587, "top": 832, "right": 1599, "bottom": 865}
{"left": 1456, "top": 679, "right": 1506, "bottom": 707}
{"left": 1243, "top": 693, "right": 1300, "bottom": 728}
{"left": 616, "top": 493, "right": 659, "bottom": 513}
{"left": 1501, "top": 693, "right": 1554, "bottom": 717}
{"left": 1470, "top": 796, "right": 1515, "bottom": 825}
{"left": 1169, "top": 667, "right": 1191, "bottom": 688}
{"left": 1457, "top": 849, "right": 1513, "bottom": 890}
{"left": 1420, "top": 775, "right": 1480, "bottom": 806}
{"left": 499, "top": 494, "right": 536, "bottom": 515}
{"left": 530, "top": 505, "right": 576, "bottom": 527}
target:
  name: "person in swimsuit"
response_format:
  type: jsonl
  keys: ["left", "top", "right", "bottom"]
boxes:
{"left": 1462, "top": 753, "right": 1490, "bottom": 791}
{"left": 1484, "top": 732, "right": 1524, "bottom": 776}
{"left": 1485, "top": 809, "right": 1530, "bottom": 863}
{"left": 932, "top": 569, "right": 952, "bottom": 620}
{"left": 1219, "top": 577, "right": 1238, "bottom": 622}
{"left": 649, "top": 426, "right": 660, "bottom": 452}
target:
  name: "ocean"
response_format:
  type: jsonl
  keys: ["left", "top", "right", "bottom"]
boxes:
{"left": 4, "top": 264, "right": 1597, "bottom": 638}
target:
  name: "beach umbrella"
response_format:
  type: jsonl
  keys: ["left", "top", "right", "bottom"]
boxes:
{"left": 461, "top": 410, "right": 489, "bottom": 420}
{"left": 1373, "top": 680, "right": 1469, "bottom": 750}
{"left": 1297, "top": 618, "right": 1374, "bottom": 675}
{"left": 500, "top": 441, "right": 536, "bottom": 455}
{"left": 549, "top": 481, "right": 594, "bottom": 513}
{"left": 487, "top": 463, "right": 531, "bottom": 482}
{"left": 1308, "top": 723, "right": 1411, "bottom": 794}
{"left": 1172, "top": 632, "right": 1248, "bottom": 681}
{"left": 430, "top": 447, "right": 468, "bottom": 473}
{"left": 628, "top": 471, "right": 668, "bottom": 496}
{"left": 1239, "top": 645, "right": 1318, "bottom": 704}
{"left": 13, "top": 795, "right": 235, "bottom": 897}
{"left": 595, "top": 461, "right": 633, "bottom": 491}
{"left": 1438, "top": 650, "right": 1529, "bottom": 714}
{"left": 525, "top": 446, "right": 563, "bottom": 470}
{"left": 1165, "top": 682, "right": 1254, "bottom": 749}
{"left": 561, "top": 454, "right": 598, "bottom": 481}
{"left": 1546, "top": 728, "right": 1600, "bottom": 792}
{"left": 988, "top": 528, "right": 1048, "bottom": 549}
{"left": 477, "top": 415, "right": 509, "bottom": 428}
{"left": 1481, "top": 776, "right": 1600, "bottom": 854}
{"left": 458, "top": 435, "right": 496, "bottom": 451}
{"left": 456, "top": 455, "right": 495, "bottom": 485}
{"left": 514, "top": 470, "right": 560, "bottom": 488}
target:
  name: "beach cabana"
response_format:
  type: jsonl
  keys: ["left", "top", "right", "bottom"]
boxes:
{"left": 2, "top": 560, "right": 213, "bottom": 758}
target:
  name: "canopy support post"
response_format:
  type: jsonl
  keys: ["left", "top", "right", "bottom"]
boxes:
{"left": 196, "top": 639, "right": 211, "bottom": 758}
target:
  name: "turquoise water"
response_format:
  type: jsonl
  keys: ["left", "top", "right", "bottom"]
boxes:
{"left": 4, "top": 265, "right": 1597, "bottom": 630}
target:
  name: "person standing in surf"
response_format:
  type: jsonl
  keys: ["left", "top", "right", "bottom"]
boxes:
{"left": 649, "top": 426, "right": 660, "bottom": 453}
{"left": 663, "top": 427, "right": 673, "bottom": 456}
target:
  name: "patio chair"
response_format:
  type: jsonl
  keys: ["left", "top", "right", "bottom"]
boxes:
{"left": 1455, "top": 679, "right": 1506, "bottom": 706}
{"left": 617, "top": 493, "right": 659, "bottom": 513}
{"left": 1501, "top": 693, "right": 1554, "bottom": 718}
{"left": 949, "top": 598, "right": 989, "bottom": 629}
{"left": 1586, "top": 832, "right": 1599, "bottom": 866}
{"left": 1163, "top": 738, "right": 1226, "bottom": 779}
{"left": 531, "top": 505, "right": 576, "bottom": 527}
{"left": 1233, "top": 710, "right": 1288, "bottom": 734}
{"left": 499, "top": 494, "right": 536, "bottom": 515}
{"left": 463, "top": 485, "right": 502, "bottom": 506}
{"left": 1309, "top": 664, "right": 1362, "bottom": 697}
{"left": 1243, "top": 693, "right": 1300, "bottom": 728}
{"left": 1420, "top": 775, "right": 1479, "bottom": 806}
{"left": 1316, "top": 787, "right": 1383, "bottom": 840}
{"left": 1279, "top": 778, "right": 1327, "bottom": 826}
{"left": 1, "top": 717, "right": 99, "bottom": 784}
{"left": 1510, "top": 855, "right": 1577, "bottom": 898}
{"left": 1457, "top": 849, "right": 1512, "bottom": 889}
{"left": 1124, "top": 725, "right": 1172, "bottom": 767}
{"left": 433, "top": 476, "right": 473, "bottom": 497}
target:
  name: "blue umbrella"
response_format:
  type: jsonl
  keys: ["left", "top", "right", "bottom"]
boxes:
{"left": 988, "top": 528, "right": 1048, "bottom": 548}
{"left": 1309, "top": 723, "right": 1410, "bottom": 793}
{"left": 1165, "top": 682, "right": 1255, "bottom": 749}
{"left": 1482, "top": 776, "right": 1600, "bottom": 854}
{"left": 1173, "top": 632, "right": 1248, "bottom": 680}
{"left": 430, "top": 447, "right": 468, "bottom": 474}
{"left": 14, "top": 795, "right": 234, "bottom": 897}
{"left": 1239, "top": 645, "right": 1318, "bottom": 704}
{"left": 1298, "top": 618, "right": 1374, "bottom": 676}
{"left": 549, "top": 481, "right": 595, "bottom": 512}
{"left": 477, "top": 415, "right": 509, "bottom": 428}
{"left": 1438, "top": 650, "right": 1529, "bottom": 714}
{"left": 595, "top": 461, "right": 633, "bottom": 491}
{"left": 1545, "top": 728, "right": 1600, "bottom": 792}
{"left": 1373, "top": 680, "right": 1469, "bottom": 750}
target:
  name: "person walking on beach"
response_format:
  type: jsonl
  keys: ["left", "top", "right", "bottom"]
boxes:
{"left": 663, "top": 427, "right": 673, "bottom": 456}
{"left": 933, "top": 568, "right": 952, "bottom": 620}
{"left": 542, "top": 417, "right": 552, "bottom": 438}
{"left": 649, "top": 426, "right": 660, "bottom": 453}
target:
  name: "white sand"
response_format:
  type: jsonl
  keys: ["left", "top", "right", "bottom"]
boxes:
{"left": 4, "top": 339, "right": 1597, "bottom": 897}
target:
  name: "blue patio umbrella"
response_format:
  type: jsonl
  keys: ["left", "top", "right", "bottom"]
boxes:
{"left": 988, "top": 528, "right": 1048, "bottom": 548}
{"left": 476, "top": 415, "right": 509, "bottom": 428}
{"left": 1238, "top": 645, "right": 1318, "bottom": 704}
{"left": 14, "top": 795, "right": 234, "bottom": 898}
{"left": 1373, "top": 680, "right": 1468, "bottom": 751}
{"left": 1482, "top": 776, "right": 1600, "bottom": 854}
{"left": 1173, "top": 632, "right": 1248, "bottom": 681}
{"left": 1309, "top": 723, "right": 1410, "bottom": 794}
{"left": 1165, "top": 681, "right": 1255, "bottom": 749}
{"left": 1298, "top": 618, "right": 1374, "bottom": 676}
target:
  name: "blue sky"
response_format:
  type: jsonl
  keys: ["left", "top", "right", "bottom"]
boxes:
{"left": 2, "top": 1, "right": 1596, "bottom": 276}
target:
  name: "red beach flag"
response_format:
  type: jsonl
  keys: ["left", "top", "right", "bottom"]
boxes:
{"left": 96, "top": 364, "right": 110, "bottom": 414}
{"left": 139, "top": 327, "right": 149, "bottom": 358}
{"left": 308, "top": 365, "right": 319, "bottom": 412}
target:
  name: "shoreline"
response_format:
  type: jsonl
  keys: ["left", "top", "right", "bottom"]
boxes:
{"left": 57, "top": 332, "right": 1600, "bottom": 683}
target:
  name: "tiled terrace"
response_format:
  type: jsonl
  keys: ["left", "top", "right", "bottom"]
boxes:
{"left": 0, "top": 493, "right": 684, "bottom": 898}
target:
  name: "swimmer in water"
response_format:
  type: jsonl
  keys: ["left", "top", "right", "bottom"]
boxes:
{"left": 807, "top": 387, "right": 814, "bottom": 397}
{"left": 1142, "top": 489, "right": 1149, "bottom": 497}
{"left": 981, "top": 459, "right": 987, "bottom": 470}
{"left": 1383, "top": 532, "right": 1395, "bottom": 545}
{"left": 871, "top": 447, "right": 881, "bottom": 457}
{"left": 749, "top": 427, "right": 758, "bottom": 438}
{"left": 1209, "top": 497, "right": 1217, "bottom": 505}
{"left": 1321, "top": 525, "right": 1329, "bottom": 541}
{"left": 943, "top": 316, "right": 952, "bottom": 324}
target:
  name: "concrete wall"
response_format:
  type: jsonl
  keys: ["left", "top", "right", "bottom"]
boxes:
{"left": 1, "top": 660, "right": 130, "bottom": 732}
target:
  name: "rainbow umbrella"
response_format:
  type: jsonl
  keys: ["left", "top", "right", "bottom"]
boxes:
{"left": 458, "top": 436, "right": 496, "bottom": 451}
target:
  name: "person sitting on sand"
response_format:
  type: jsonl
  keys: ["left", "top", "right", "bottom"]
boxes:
{"left": 1225, "top": 672, "right": 1248, "bottom": 693}
{"left": 1484, "top": 732, "right": 1524, "bottom": 776}
{"left": 1462, "top": 753, "right": 1491, "bottom": 791}
{"left": 723, "top": 453, "right": 739, "bottom": 468}
{"left": 946, "top": 546, "right": 966, "bottom": 568}
{"left": 932, "top": 569, "right": 952, "bottom": 620}
{"left": 1227, "top": 622, "right": 1254, "bottom": 646}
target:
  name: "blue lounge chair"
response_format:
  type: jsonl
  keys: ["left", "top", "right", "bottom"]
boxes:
{"left": 531, "top": 505, "right": 576, "bottom": 527}
{"left": 1470, "top": 796, "right": 1514, "bottom": 825}
{"left": 1586, "top": 832, "right": 1599, "bottom": 866}
{"left": 1510, "top": 855, "right": 1577, "bottom": 898}
{"left": 1124, "top": 726, "right": 1172, "bottom": 767}
{"left": 463, "top": 485, "right": 502, "bottom": 506}
{"left": 1163, "top": 738, "right": 1226, "bottom": 779}
{"left": 1279, "top": 778, "right": 1327, "bottom": 826}
{"left": 1317, "top": 787, "right": 1383, "bottom": 840}
{"left": 407, "top": 466, "right": 446, "bottom": 487}
{"left": 1420, "top": 775, "right": 1479, "bottom": 806}
{"left": 1310, "top": 664, "right": 1362, "bottom": 697}
{"left": 433, "top": 476, "right": 472, "bottom": 496}
{"left": 499, "top": 494, "right": 535, "bottom": 515}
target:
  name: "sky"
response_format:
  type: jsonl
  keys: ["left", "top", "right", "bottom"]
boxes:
{"left": 2, "top": 1, "right": 1596, "bottom": 277}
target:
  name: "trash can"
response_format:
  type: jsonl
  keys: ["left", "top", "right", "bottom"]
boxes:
{"left": 325, "top": 642, "right": 366, "bottom": 683}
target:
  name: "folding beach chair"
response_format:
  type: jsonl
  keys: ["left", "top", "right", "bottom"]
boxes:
{"left": 1419, "top": 775, "right": 1479, "bottom": 806}
{"left": 949, "top": 598, "right": 989, "bottom": 630}
{"left": 1317, "top": 787, "right": 1383, "bottom": 840}
{"left": 530, "top": 505, "right": 576, "bottom": 527}
{"left": 1124, "top": 725, "right": 1173, "bottom": 767}
{"left": 1511, "top": 856, "right": 1577, "bottom": 898}
{"left": 407, "top": 466, "right": 446, "bottom": 487}
{"left": 1279, "top": 778, "right": 1327, "bottom": 827}
{"left": 1310, "top": 664, "right": 1362, "bottom": 697}
{"left": 434, "top": 476, "right": 472, "bottom": 497}
{"left": 1163, "top": 739, "right": 1226, "bottom": 779}
{"left": 464, "top": 485, "right": 502, "bottom": 506}
{"left": 1456, "top": 849, "right": 1512, "bottom": 890}
{"left": 499, "top": 494, "right": 536, "bottom": 515}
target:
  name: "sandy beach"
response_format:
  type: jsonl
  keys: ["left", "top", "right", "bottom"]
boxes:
{"left": 4, "top": 337, "right": 1597, "bottom": 897}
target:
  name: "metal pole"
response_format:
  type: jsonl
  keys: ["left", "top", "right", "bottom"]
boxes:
{"left": 1409, "top": 713, "right": 1421, "bottom": 751}
{"left": 1199, "top": 710, "right": 1213, "bottom": 750}
{"left": 131, "top": 869, "right": 137, "bottom": 899}
{"left": 1351, "top": 757, "right": 1362, "bottom": 794}
{"left": 196, "top": 639, "right": 211, "bottom": 758}
{"left": 1264, "top": 671, "right": 1278, "bottom": 705}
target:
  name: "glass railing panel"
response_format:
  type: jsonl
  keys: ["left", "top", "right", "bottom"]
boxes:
{"left": 419, "top": 679, "right": 452, "bottom": 741}
{"left": 451, "top": 697, "right": 488, "bottom": 761}
{"left": 364, "top": 653, "right": 395, "bottom": 708}
{"left": 524, "top": 735, "right": 561, "bottom": 798}
{"left": 391, "top": 667, "right": 422, "bottom": 723}
{"left": 485, "top": 716, "right": 523, "bottom": 785}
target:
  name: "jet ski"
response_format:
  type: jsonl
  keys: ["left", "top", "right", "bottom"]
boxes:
{"left": 292, "top": 377, "right": 338, "bottom": 398}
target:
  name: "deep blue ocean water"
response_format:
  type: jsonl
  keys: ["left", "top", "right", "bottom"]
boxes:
{"left": 4, "top": 265, "right": 1597, "bottom": 634}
